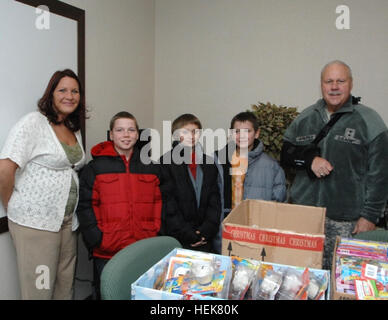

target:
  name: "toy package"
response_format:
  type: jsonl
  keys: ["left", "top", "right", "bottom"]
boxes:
{"left": 159, "top": 251, "right": 228, "bottom": 298}
{"left": 355, "top": 279, "right": 379, "bottom": 300}
{"left": 251, "top": 263, "right": 328, "bottom": 300}
{"left": 252, "top": 268, "right": 283, "bottom": 300}
{"left": 275, "top": 268, "right": 309, "bottom": 300}
{"left": 229, "top": 256, "right": 260, "bottom": 300}
{"left": 336, "top": 238, "right": 388, "bottom": 262}
{"left": 175, "top": 249, "right": 215, "bottom": 261}
{"left": 307, "top": 271, "right": 329, "bottom": 300}
{"left": 165, "top": 257, "right": 195, "bottom": 280}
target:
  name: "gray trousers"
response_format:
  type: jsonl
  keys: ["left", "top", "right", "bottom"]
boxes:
{"left": 323, "top": 217, "right": 356, "bottom": 270}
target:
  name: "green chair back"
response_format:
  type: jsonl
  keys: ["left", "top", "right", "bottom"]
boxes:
{"left": 352, "top": 229, "right": 388, "bottom": 242}
{"left": 100, "top": 236, "right": 181, "bottom": 300}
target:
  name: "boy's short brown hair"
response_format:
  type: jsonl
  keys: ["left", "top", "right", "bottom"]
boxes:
{"left": 171, "top": 113, "right": 202, "bottom": 134}
{"left": 109, "top": 111, "right": 139, "bottom": 131}
{"left": 230, "top": 111, "right": 260, "bottom": 132}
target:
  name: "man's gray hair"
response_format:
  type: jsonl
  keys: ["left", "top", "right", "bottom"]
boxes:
{"left": 321, "top": 60, "right": 353, "bottom": 80}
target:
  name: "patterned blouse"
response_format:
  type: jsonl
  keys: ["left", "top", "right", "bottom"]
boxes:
{"left": 0, "top": 112, "right": 85, "bottom": 232}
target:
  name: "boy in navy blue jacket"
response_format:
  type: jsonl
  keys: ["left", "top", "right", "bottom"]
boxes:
{"left": 159, "top": 114, "right": 221, "bottom": 253}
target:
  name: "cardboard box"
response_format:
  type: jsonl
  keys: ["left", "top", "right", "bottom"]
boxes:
{"left": 330, "top": 236, "right": 355, "bottom": 300}
{"left": 222, "top": 200, "right": 326, "bottom": 269}
{"left": 330, "top": 236, "right": 388, "bottom": 300}
{"left": 131, "top": 248, "right": 233, "bottom": 300}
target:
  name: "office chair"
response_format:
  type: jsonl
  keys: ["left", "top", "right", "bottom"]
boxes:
{"left": 100, "top": 236, "right": 181, "bottom": 300}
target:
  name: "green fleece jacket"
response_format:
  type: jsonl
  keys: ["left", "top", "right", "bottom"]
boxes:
{"left": 283, "top": 97, "right": 388, "bottom": 223}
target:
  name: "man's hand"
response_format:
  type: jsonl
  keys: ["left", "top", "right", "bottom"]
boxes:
{"left": 352, "top": 217, "right": 376, "bottom": 235}
{"left": 311, "top": 157, "right": 333, "bottom": 178}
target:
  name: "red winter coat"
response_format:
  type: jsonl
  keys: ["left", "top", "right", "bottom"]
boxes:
{"left": 77, "top": 141, "right": 165, "bottom": 259}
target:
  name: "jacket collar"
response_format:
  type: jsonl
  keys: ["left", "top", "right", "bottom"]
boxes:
{"left": 248, "top": 139, "right": 264, "bottom": 160}
{"left": 224, "top": 139, "right": 264, "bottom": 161}
{"left": 315, "top": 94, "right": 355, "bottom": 118}
{"left": 91, "top": 140, "right": 140, "bottom": 161}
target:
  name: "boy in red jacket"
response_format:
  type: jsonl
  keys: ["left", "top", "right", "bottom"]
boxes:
{"left": 77, "top": 111, "right": 173, "bottom": 299}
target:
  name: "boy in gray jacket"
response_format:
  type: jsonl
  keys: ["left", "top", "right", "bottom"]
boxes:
{"left": 212, "top": 112, "right": 286, "bottom": 253}
{"left": 219, "top": 111, "right": 286, "bottom": 214}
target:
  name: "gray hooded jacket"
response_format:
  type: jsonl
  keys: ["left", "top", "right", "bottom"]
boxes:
{"left": 212, "top": 140, "right": 286, "bottom": 253}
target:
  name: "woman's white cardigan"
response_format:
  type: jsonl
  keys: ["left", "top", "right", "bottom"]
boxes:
{"left": 0, "top": 112, "right": 86, "bottom": 232}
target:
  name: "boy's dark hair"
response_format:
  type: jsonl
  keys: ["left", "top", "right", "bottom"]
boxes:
{"left": 171, "top": 113, "right": 202, "bottom": 134}
{"left": 109, "top": 111, "right": 139, "bottom": 131}
{"left": 230, "top": 111, "right": 260, "bottom": 132}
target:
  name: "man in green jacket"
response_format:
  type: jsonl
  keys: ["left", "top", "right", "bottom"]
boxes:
{"left": 281, "top": 60, "right": 388, "bottom": 270}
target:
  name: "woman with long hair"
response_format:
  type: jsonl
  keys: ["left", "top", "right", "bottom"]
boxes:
{"left": 0, "top": 69, "right": 86, "bottom": 299}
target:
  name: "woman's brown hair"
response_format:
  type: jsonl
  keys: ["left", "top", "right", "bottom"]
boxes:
{"left": 38, "top": 69, "right": 85, "bottom": 132}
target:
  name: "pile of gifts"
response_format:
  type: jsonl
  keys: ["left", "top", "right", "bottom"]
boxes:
{"left": 151, "top": 249, "right": 329, "bottom": 300}
{"left": 334, "top": 237, "right": 388, "bottom": 300}
{"left": 229, "top": 256, "right": 328, "bottom": 300}
{"left": 152, "top": 249, "right": 230, "bottom": 299}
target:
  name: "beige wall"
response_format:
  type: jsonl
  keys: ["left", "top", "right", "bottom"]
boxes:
{"left": 64, "top": 0, "right": 388, "bottom": 154}
{"left": 154, "top": 0, "right": 388, "bottom": 141}
{"left": 64, "top": 0, "right": 155, "bottom": 159}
